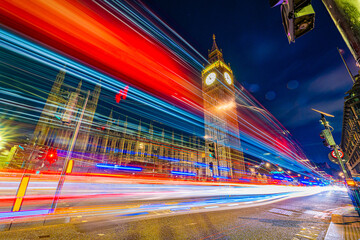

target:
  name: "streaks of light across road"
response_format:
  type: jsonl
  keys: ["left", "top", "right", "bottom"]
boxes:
{"left": 0, "top": 0, "right": 322, "bottom": 177}
{"left": 0, "top": 175, "right": 334, "bottom": 220}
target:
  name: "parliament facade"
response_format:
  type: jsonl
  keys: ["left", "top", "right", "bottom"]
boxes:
{"left": 31, "top": 37, "right": 246, "bottom": 178}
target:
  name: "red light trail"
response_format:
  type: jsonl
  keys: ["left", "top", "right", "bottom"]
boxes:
{"left": 0, "top": 0, "right": 202, "bottom": 110}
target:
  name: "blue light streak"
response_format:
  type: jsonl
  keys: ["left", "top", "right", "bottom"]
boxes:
{"left": 218, "top": 167, "right": 230, "bottom": 171}
{"left": 96, "top": 163, "right": 142, "bottom": 171}
{"left": 171, "top": 171, "right": 196, "bottom": 176}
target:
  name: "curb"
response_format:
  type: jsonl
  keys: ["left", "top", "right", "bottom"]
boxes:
{"left": 325, "top": 206, "right": 360, "bottom": 240}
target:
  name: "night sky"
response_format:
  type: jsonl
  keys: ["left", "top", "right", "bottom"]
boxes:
{"left": 144, "top": 0, "right": 358, "bottom": 172}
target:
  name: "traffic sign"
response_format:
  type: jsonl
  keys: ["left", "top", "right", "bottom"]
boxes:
{"left": 328, "top": 150, "right": 348, "bottom": 165}
{"left": 331, "top": 150, "right": 344, "bottom": 159}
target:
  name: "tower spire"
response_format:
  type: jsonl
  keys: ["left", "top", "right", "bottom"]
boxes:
{"left": 211, "top": 34, "right": 219, "bottom": 52}
{"left": 76, "top": 80, "right": 82, "bottom": 94}
{"left": 208, "top": 34, "right": 223, "bottom": 63}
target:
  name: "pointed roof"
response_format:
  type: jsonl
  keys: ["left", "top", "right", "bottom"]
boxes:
{"left": 76, "top": 80, "right": 82, "bottom": 93}
{"left": 107, "top": 109, "right": 113, "bottom": 125}
{"left": 211, "top": 34, "right": 219, "bottom": 52}
{"left": 137, "top": 119, "right": 142, "bottom": 135}
{"left": 208, "top": 34, "right": 223, "bottom": 63}
{"left": 123, "top": 116, "right": 128, "bottom": 134}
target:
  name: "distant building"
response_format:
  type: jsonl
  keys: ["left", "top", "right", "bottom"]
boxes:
{"left": 341, "top": 71, "right": 360, "bottom": 175}
{"left": 31, "top": 69, "right": 206, "bottom": 176}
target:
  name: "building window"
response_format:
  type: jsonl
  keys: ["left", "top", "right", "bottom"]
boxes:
{"left": 87, "top": 136, "right": 94, "bottom": 152}
{"left": 123, "top": 141, "right": 128, "bottom": 155}
{"left": 145, "top": 145, "right": 149, "bottom": 157}
{"left": 97, "top": 138, "right": 103, "bottom": 152}
{"left": 107, "top": 139, "right": 112, "bottom": 153}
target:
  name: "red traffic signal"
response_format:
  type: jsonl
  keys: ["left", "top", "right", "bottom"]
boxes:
{"left": 45, "top": 148, "right": 58, "bottom": 164}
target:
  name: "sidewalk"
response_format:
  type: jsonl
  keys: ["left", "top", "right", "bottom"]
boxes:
{"left": 325, "top": 205, "right": 360, "bottom": 240}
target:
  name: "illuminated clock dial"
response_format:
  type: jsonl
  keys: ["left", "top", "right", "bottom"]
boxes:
{"left": 224, "top": 72, "right": 232, "bottom": 85}
{"left": 206, "top": 72, "right": 216, "bottom": 85}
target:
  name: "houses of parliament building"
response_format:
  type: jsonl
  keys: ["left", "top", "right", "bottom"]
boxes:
{"left": 31, "top": 37, "right": 246, "bottom": 178}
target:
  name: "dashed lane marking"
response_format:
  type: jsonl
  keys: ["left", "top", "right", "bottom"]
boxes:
{"left": 269, "top": 208, "right": 293, "bottom": 216}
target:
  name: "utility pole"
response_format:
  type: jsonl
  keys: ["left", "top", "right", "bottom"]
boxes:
{"left": 49, "top": 90, "right": 90, "bottom": 213}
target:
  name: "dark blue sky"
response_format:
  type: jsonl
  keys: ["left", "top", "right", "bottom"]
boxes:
{"left": 145, "top": 0, "right": 358, "bottom": 171}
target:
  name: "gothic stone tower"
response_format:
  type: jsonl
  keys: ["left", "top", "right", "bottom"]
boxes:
{"left": 33, "top": 68, "right": 100, "bottom": 151}
{"left": 202, "top": 35, "right": 245, "bottom": 178}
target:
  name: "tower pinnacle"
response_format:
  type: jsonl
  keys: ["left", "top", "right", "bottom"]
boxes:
{"left": 208, "top": 34, "right": 223, "bottom": 63}
{"left": 211, "top": 34, "right": 219, "bottom": 52}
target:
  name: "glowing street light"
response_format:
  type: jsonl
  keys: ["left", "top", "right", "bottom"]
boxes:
{"left": 265, "top": 162, "right": 270, "bottom": 168}
{"left": 278, "top": 167, "right": 282, "bottom": 171}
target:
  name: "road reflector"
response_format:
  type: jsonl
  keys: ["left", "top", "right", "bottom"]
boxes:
{"left": 12, "top": 175, "right": 30, "bottom": 212}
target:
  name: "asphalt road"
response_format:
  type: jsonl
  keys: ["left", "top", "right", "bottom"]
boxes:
{"left": 0, "top": 189, "right": 351, "bottom": 240}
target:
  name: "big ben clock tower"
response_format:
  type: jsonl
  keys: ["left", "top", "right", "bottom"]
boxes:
{"left": 202, "top": 35, "right": 245, "bottom": 178}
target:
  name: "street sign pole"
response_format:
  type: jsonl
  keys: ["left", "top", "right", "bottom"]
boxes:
{"left": 319, "top": 113, "right": 350, "bottom": 179}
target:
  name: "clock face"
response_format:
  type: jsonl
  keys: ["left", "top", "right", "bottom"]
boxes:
{"left": 205, "top": 72, "right": 216, "bottom": 85}
{"left": 224, "top": 72, "right": 232, "bottom": 85}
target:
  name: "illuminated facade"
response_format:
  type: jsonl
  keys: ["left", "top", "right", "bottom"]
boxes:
{"left": 202, "top": 35, "right": 245, "bottom": 178}
{"left": 32, "top": 70, "right": 205, "bottom": 176}
{"left": 342, "top": 71, "right": 360, "bottom": 175}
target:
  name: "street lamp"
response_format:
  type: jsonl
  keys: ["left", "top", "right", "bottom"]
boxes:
{"left": 278, "top": 167, "right": 282, "bottom": 171}
{"left": 265, "top": 162, "right": 270, "bottom": 168}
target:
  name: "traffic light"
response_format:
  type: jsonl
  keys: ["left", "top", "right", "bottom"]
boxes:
{"left": 271, "top": 0, "right": 315, "bottom": 43}
{"left": 208, "top": 142, "right": 216, "bottom": 159}
{"left": 45, "top": 148, "right": 58, "bottom": 164}
{"left": 209, "top": 162, "right": 214, "bottom": 171}
{"left": 320, "top": 129, "right": 336, "bottom": 148}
